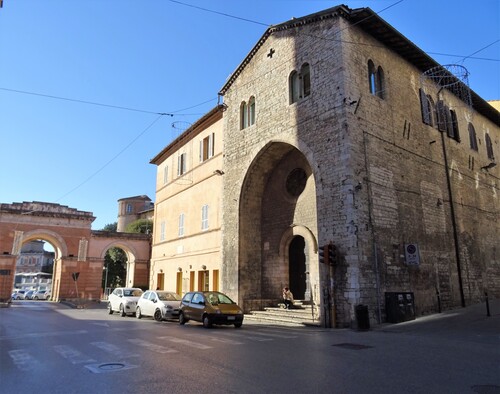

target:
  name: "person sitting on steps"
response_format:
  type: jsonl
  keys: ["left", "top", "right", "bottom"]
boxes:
{"left": 282, "top": 287, "right": 294, "bottom": 309}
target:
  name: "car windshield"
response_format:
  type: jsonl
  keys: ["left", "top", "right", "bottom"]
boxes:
{"left": 158, "top": 292, "right": 182, "bottom": 301}
{"left": 205, "top": 292, "right": 234, "bottom": 305}
{"left": 123, "top": 289, "right": 142, "bottom": 297}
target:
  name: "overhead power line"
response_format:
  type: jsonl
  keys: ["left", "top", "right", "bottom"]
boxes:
{"left": 0, "top": 87, "right": 172, "bottom": 115}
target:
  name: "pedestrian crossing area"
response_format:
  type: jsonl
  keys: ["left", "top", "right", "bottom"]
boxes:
{"left": 3, "top": 326, "right": 327, "bottom": 372}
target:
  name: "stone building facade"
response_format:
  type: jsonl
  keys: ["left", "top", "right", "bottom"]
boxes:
{"left": 218, "top": 5, "right": 499, "bottom": 327}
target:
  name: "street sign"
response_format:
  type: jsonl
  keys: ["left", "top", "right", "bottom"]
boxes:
{"left": 71, "top": 272, "right": 80, "bottom": 281}
{"left": 404, "top": 244, "right": 420, "bottom": 265}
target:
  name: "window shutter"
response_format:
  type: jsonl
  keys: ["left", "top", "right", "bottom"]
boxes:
{"left": 419, "top": 89, "right": 430, "bottom": 125}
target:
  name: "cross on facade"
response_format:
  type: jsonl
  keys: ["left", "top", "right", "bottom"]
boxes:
{"left": 267, "top": 48, "right": 275, "bottom": 58}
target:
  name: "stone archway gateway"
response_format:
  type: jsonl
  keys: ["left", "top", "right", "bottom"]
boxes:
{"left": 0, "top": 202, "right": 151, "bottom": 303}
{"left": 231, "top": 141, "right": 322, "bottom": 315}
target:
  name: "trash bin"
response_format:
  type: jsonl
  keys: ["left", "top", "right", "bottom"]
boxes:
{"left": 355, "top": 304, "right": 370, "bottom": 330}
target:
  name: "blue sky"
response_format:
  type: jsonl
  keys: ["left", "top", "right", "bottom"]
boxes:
{"left": 1, "top": 0, "right": 498, "bottom": 230}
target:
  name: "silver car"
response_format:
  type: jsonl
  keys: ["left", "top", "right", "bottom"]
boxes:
{"left": 108, "top": 287, "right": 143, "bottom": 317}
{"left": 136, "top": 290, "right": 182, "bottom": 321}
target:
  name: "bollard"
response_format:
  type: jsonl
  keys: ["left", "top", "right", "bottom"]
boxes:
{"left": 485, "top": 292, "right": 491, "bottom": 317}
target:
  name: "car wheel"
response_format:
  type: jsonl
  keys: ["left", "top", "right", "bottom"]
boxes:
{"left": 119, "top": 304, "right": 126, "bottom": 317}
{"left": 202, "top": 315, "right": 212, "bottom": 328}
{"left": 136, "top": 307, "right": 142, "bottom": 319}
{"left": 108, "top": 303, "right": 113, "bottom": 314}
{"left": 234, "top": 322, "right": 242, "bottom": 328}
{"left": 34, "top": 296, "right": 39, "bottom": 300}
{"left": 179, "top": 312, "right": 188, "bottom": 325}
{"left": 154, "top": 309, "right": 163, "bottom": 322}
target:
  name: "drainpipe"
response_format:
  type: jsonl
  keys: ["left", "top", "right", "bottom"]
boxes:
{"left": 439, "top": 128, "right": 466, "bottom": 307}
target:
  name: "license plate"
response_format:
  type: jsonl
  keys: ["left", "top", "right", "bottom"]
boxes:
{"left": 227, "top": 316, "right": 235, "bottom": 321}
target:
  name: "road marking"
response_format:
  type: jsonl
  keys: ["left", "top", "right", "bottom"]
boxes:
{"left": 0, "top": 330, "right": 88, "bottom": 341}
{"left": 251, "top": 330, "right": 298, "bottom": 339}
{"left": 8, "top": 349, "right": 39, "bottom": 371}
{"left": 53, "top": 345, "right": 96, "bottom": 364}
{"left": 91, "top": 341, "right": 140, "bottom": 359}
{"left": 222, "top": 332, "right": 273, "bottom": 342}
{"left": 157, "top": 336, "right": 213, "bottom": 350}
{"left": 208, "top": 336, "right": 244, "bottom": 345}
{"left": 127, "top": 338, "right": 178, "bottom": 354}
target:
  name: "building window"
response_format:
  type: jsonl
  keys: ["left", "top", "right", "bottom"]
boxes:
{"left": 163, "top": 165, "right": 169, "bottom": 185}
{"left": 419, "top": 89, "right": 434, "bottom": 126}
{"left": 436, "top": 101, "right": 460, "bottom": 142}
{"left": 126, "top": 204, "right": 133, "bottom": 214}
{"left": 201, "top": 205, "right": 209, "bottom": 230}
{"left": 240, "top": 97, "right": 256, "bottom": 130}
{"left": 240, "top": 101, "right": 248, "bottom": 130}
{"left": 178, "top": 213, "right": 185, "bottom": 237}
{"left": 160, "top": 221, "right": 166, "bottom": 241}
{"left": 200, "top": 133, "right": 215, "bottom": 162}
{"left": 446, "top": 110, "right": 460, "bottom": 142}
{"left": 468, "top": 123, "right": 478, "bottom": 151}
{"left": 289, "top": 63, "right": 311, "bottom": 104}
{"left": 177, "top": 153, "right": 187, "bottom": 176}
{"left": 249, "top": 96, "right": 256, "bottom": 126}
{"left": 368, "top": 60, "right": 384, "bottom": 99}
{"left": 485, "top": 133, "right": 495, "bottom": 160}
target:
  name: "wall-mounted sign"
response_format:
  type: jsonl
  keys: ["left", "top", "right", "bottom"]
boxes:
{"left": 404, "top": 243, "right": 420, "bottom": 265}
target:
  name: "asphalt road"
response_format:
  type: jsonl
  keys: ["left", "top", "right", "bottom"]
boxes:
{"left": 0, "top": 300, "right": 499, "bottom": 394}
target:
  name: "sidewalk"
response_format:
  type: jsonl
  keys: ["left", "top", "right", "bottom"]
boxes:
{"left": 375, "top": 298, "right": 500, "bottom": 343}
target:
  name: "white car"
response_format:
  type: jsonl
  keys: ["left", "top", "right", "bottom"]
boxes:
{"left": 136, "top": 290, "right": 182, "bottom": 321}
{"left": 11, "top": 290, "right": 27, "bottom": 300}
{"left": 108, "top": 287, "right": 143, "bottom": 317}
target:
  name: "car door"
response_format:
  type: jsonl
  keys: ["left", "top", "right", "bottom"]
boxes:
{"left": 190, "top": 292, "right": 206, "bottom": 322}
{"left": 111, "top": 288, "right": 122, "bottom": 310}
{"left": 181, "top": 292, "right": 194, "bottom": 319}
{"left": 140, "top": 291, "right": 150, "bottom": 316}
{"left": 146, "top": 291, "right": 158, "bottom": 316}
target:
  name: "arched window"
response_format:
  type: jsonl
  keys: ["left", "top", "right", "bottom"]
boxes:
{"left": 289, "top": 70, "right": 300, "bottom": 104}
{"left": 419, "top": 89, "right": 432, "bottom": 125}
{"left": 436, "top": 100, "right": 447, "bottom": 132}
{"left": 240, "top": 101, "right": 248, "bottom": 130}
{"left": 368, "top": 60, "right": 384, "bottom": 99}
{"left": 485, "top": 133, "right": 495, "bottom": 160}
{"left": 368, "top": 60, "right": 376, "bottom": 95}
{"left": 468, "top": 123, "right": 478, "bottom": 151}
{"left": 249, "top": 96, "right": 256, "bottom": 126}
{"left": 448, "top": 110, "right": 460, "bottom": 142}
{"left": 301, "top": 63, "right": 311, "bottom": 98}
{"left": 289, "top": 63, "right": 311, "bottom": 104}
{"left": 428, "top": 96, "right": 436, "bottom": 127}
{"left": 376, "top": 66, "right": 385, "bottom": 99}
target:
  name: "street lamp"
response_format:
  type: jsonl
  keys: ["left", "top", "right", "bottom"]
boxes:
{"left": 103, "top": 264, "right": 109, "bottom": 300}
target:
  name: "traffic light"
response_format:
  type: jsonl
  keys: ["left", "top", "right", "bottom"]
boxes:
{"left": 328, "top": 245, "right": 337, "bottom": 266}
{"left": 319, "top": 244, "right": 328, "bottom": 264}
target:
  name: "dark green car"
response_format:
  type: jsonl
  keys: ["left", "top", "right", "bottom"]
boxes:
{"left": 179, "top": 291, "right": 244, "bottom": 328}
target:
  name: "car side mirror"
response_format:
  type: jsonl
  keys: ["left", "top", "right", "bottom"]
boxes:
{"left": 153, "top": 299, "right": 157, "bottom": 303}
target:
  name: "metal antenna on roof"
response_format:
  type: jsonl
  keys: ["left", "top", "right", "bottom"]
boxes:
{"left": 171, "top": 121, "right": 192, "bottom": 138}
{"left": 421, "top": 64, "right": 473, "bottom": 113}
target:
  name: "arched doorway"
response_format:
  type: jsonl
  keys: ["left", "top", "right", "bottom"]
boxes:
{"left": 289, "top": 236, "right": 307, "bottom": 300}
{"left": 235, "top": 141, "right": 320, "bottom": 310}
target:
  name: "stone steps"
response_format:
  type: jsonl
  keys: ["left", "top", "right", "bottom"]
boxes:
{"left": 244, "top": 302, "right": 321, "bottom": 327}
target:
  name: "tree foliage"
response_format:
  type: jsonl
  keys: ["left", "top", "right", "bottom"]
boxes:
{"left": 102, "top": 222, "right": 117, "bottom": 232}
{"left": 125, "top": 219, "right": 153, "bottom": 234}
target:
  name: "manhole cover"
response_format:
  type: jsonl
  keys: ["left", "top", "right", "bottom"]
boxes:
{"left": 99, "top": 363, "right": 125, "bottom": 370}
{"left": 471, "top": 385, "right": 500, "bottom": 394}
{"left": 85, "top": 362, "right": 138, "bottom": 374}
{"left": 332, "top": 343, "right": 373, "bottom": 350}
